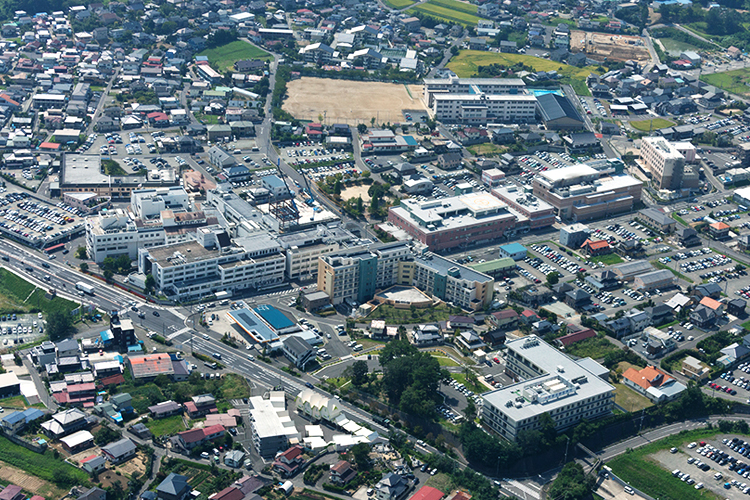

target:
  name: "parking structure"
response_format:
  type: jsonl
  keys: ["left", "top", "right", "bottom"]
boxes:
{"left": 0, "top": 191, "right": 84, "bottom": 248}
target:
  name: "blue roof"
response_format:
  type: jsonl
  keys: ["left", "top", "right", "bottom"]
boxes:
{"left": 227, "top": 308, "right": 279, "bottom": 343}
{"left": 101, "top": 330, "right": 114, "bottom": 342}
{"left": 403, "top": 136, "right": 418, "bottom": 146}
{"left": 263, "top": 175, "right": 286, "bottom": 188}
{"left": 253, "top": 304, "right": 294, "bottom": 331}
{"left": 500, "top": 243, "right": 527, "bottom": 254}
{"left": 128, "top": 344, "right": 143, "bottom": 352}
{"left": 2, "top": 408, "right": 43, "bottom": 425}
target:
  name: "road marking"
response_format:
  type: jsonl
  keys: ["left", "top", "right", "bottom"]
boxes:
{"left": 168, "top": 327, "right": 191, "bottom": 340}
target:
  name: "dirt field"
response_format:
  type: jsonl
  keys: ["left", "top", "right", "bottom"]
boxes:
{"left": 0, "top": 463, "right": 66, "bottom": 498}
{"left": 283, "top": 77, "right": 427, "bottom": 125}
{"left": 340, "top": 184, "right": 372, "bottom": 202}
{"left": 570, "top": 30, "right": 651, "bottom": 62}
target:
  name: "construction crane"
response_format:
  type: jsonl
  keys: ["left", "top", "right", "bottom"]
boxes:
{"left": 300, "top": 170, "right": 315, "bottom": 206}
{"left": 268, "top": 158, "right": 300, "bottom": 231}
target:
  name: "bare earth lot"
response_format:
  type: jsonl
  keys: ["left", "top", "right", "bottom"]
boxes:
{"left": 283, "top": 77, "right": 427, "bottom": 125}
{"left": 0, "top": 463, "right": 65, "bottom": 498}
{"left": 340, "top": 185, "right": 372, "bottom": 202}
{"left": 570, "top": 31, "right": 651, "bottom": 62}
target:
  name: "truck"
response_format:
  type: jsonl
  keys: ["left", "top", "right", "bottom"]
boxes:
{"left": 76, "top": 282, "right": 95, "bottom": 295}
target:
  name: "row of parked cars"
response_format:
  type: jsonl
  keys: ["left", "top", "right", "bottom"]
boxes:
{"left": 529, "top": 244, "right": 583, "bottom": 275}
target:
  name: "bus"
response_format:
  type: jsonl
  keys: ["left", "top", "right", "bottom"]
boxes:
{"left": 43, "top": 243, "right": 66, "bottom": 254}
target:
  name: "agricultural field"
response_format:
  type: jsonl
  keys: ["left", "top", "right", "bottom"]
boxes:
{"left": 198, "top": 41, "right": 271, "bottom": 73}
{"left": 447, "top": 50, "right": 600, "bottom": 95}
{"left": 630, "top": 118, "right": 676, "bottom": 132}
{"left": 384, "top": 0, "right": 415, "bottom": 8}
{"left": 0, "top": 436, "right": 90, "bottom": 488}
{"left": 407, "top": 0, "right": 480, "bottom": 26}
{"left": 701, "top": 69, "right": 750, "bottom": 96}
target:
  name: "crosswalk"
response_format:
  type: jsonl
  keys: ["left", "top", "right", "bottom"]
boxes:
{"left": 167, "top": 327, "right": 191, "bottom": 340}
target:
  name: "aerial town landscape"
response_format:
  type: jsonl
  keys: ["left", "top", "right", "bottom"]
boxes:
{"left": 5, "top": 0, "right": 750, "bottom": 500}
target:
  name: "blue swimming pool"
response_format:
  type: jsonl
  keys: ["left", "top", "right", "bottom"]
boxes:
{"left": 530, "top": 89, "right": 564, "bottom": 97}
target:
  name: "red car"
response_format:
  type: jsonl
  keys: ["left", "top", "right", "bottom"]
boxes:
{"left": 493, "top": 357, "right": 500, "bottom": 364}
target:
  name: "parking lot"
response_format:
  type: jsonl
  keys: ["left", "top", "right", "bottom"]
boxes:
{"left": 0, "top": 312, "right": 46, "bottom": 347}
{"left": 652, "top": 435, "right": 750, "bottom": 500}
{"left": 281, "top": 143, "right": 353, "bottom": 169}
{"left": 0, "top": 190, "right": 84, "bottom": 248}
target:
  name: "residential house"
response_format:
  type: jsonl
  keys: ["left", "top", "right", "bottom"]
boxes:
{"left": 622, "top": 365, "right": 686, "bottom": 403}
{"left": 157, "top": 473, "right": 190, "bottom": 500}
{"left": 330, "top": 460, "right": 356, "bottom": 486}
{"left": 273, "top": 445, "right": 305, "bottom": 477}
{"left": 101, "top": 437, "right": 137, "bottom": 464}
{"left": 375, "top": 472, "right": 409, "bottom": 500}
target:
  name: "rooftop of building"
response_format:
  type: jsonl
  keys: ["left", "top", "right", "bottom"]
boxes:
{"left": 146, "top": 241, "right": 219, "bottom": 267}
{"left": 482, "top": 336, "right": 614, "bottom": 421}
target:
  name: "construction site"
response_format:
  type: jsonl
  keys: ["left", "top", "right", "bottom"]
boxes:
{"left": 570, "top": 30, "right": 652, "bottom": 63}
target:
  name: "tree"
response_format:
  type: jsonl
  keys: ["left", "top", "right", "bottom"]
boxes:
{"left": 350, "top": 443, "right": 371, "bottom": 470}
{"left": 548, "top": 462, "right": 596, "bottom": 500}
{"left": 351, "top": 360, "right": 369, "bottom": 387}
{"left": 357, "top": 123, "right": 368, "bottom": 134}
{"left": 47, "top": 310, "right": 74, "bottom": 342}
{"left": 79, "top": 262, "right": 89, "bottom": 273}
{"left": 144, "top": 273, "right": 156, "bottom": 293}
{"left": 94, "top": 425, "right": 122, "bottom": 446}
{"left": 464, "top": 398, "right": 477, "bottom": 421}
{"left": 103, "top": 269, "right": 114, "bottom": 282}
{"left": 546, "top": 271, "right": 560, "bottom": 286}
{"left": 75, "top": 246, "right": 87, "bottom": 259}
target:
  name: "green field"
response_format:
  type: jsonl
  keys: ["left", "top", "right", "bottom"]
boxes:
{"left": 701, "top": 69, "right": 750, "bottom": 96}
{"left": 590, "top": 253, "right": 623, "bottom": 265}
{"left": 614, "top": 383, "right": 653, "bottom": 412}
{"left": 450, "top": 373, "right": 485, "bottom": 393}
{"left": 367, "top": 303, "right": 452, "bottom": 323}
{"left": 145, "top": 414, "right": 186, "bottom": 437}
{"left": 608, "top": 429, "right": 725, "bottom": 500}
{"left": 384, "top": 0, "right": 415, "bottom": 8}
{"left": 563, "top": 336, "right": 620, "bottom": 359}
{"left": 0, "top": 268, "right": 78, "bottom": 316}
{"left": 446, "top": 50, "right": 599, "bottom": 96}
{"left": 431, "top": 353, "right": 460, "bottom": 367}
{"left": 0, "top": 435, "right": 90, "bottom": 486}
{"left": 658, "top": 37, "right": 701, "bottom": 56}
{"left": 407, "top": 0, "right": 480, "bottom": 26}
{"left": 630, "top": 118, "right": 675, "bottom": 132}
{"left": 198, "top": 40, "right": 272, "bottom": 73}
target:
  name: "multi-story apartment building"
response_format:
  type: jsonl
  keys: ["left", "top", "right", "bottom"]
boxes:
{"left": 640, "top": 136, "right": 686, "bottom": 190}
{"left": 432, "top": 93, "right": 537, "bottom": 124}
{"left": 138, "top": 228, "right": 285, "bottom": 300}
{"left": 532, "top": 164, "right": 642, "bottom": 221}
{"left": 422, "top": 77, "right": 526, "bottom": 107}
{"left": 276, "top": 226, "right": 355, "bottom": 281}
{"left": 317, "top": 242, "right": 494, "bottom": 310}
{"left": 86, "top": 209, "right": 166, "bottom": 263}
{"left": 481, "top": 336, "right": 614, "bottom": 441}
{"left": 387, "top": 192, "right": 517, "bottom": 251}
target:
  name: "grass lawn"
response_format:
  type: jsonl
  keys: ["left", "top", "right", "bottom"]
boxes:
{"left": 658, "top": 37, "right": 700, "bottom": 55}
{"left": 195, "top": 113, "right": 220, "bottom": 125}
{"left": 563, "top": 335, "right": 620, "bottom": 359}
{"left": 608, "top": 428, "right": 726, "bottom": 500}
{"left": 407, "top": 0, "right": 480, "bottom": 26}
{"left": 0, "top": 268, "right": 78, "bottom": 316}
{"left": 446, "top": 50, "right": 599, "bottom": 96}
{"left": 431, "top": 353, "right": 460, "bottom": 367}
{"left": 450, "top": 372, "right": 485, "bottom": 393}
{"left": 672, "top": 212, "right": 688, "bottom": 226}
{"left": 701, "top": 69, "right": 750, "bottom": 96}
{"left": 221, "top": 373, "right": 251, "bottom": 400}
{"left": 590, "top": 254, "right": 623, "bottom": 265}
{"left": 384, "top": 0, "right": 415, "bottom": 7}
{"left": 467, "top": 143, "right": 507, "bottom": 157}
{"left": 426, "top": 473, "right": 457, "bottom": 493}
{"left": 367, "top": 304, "right": 452, "bottom": 323}
{"left": 614, "top": 383, "right": 653, "bottom": 412}
{"left": 630, "top": 118, "right": 675, "bottom": 132}
{"left": 0, "top": 395, "right": 29, "bottom": 408}
{"left": 197, "top": 40, "right": 271, "bottom": 73}
{"left": 102, "top": 159, "right": 128, "bottom": 176}
{"left": 144, "top": 415, "right": 186, "bottom": 437}
{"left": 0, "top": 435, "right": 90, "bottom": 486}
{"left": 652, "top": 261, "right": 694, "bottom": 284}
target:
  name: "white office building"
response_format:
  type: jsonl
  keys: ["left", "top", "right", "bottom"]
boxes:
{"left": 432, "top": 93, "right": 537, "bottom": 124}
{"left": 481, "top": 336, "right": 614, "bottom": 441}
{"left": 137, "top": 228, "right": 285, "bottom": 300}
{"left": 422, "top": 77, "right": 527, "bottom": 107}
{"left": 86, "top": 209, "right": 166, "bottom": 263}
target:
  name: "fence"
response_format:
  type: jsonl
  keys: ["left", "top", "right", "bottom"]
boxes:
{"left": 0, "top": 428, "right": 47, "bottom": 453}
